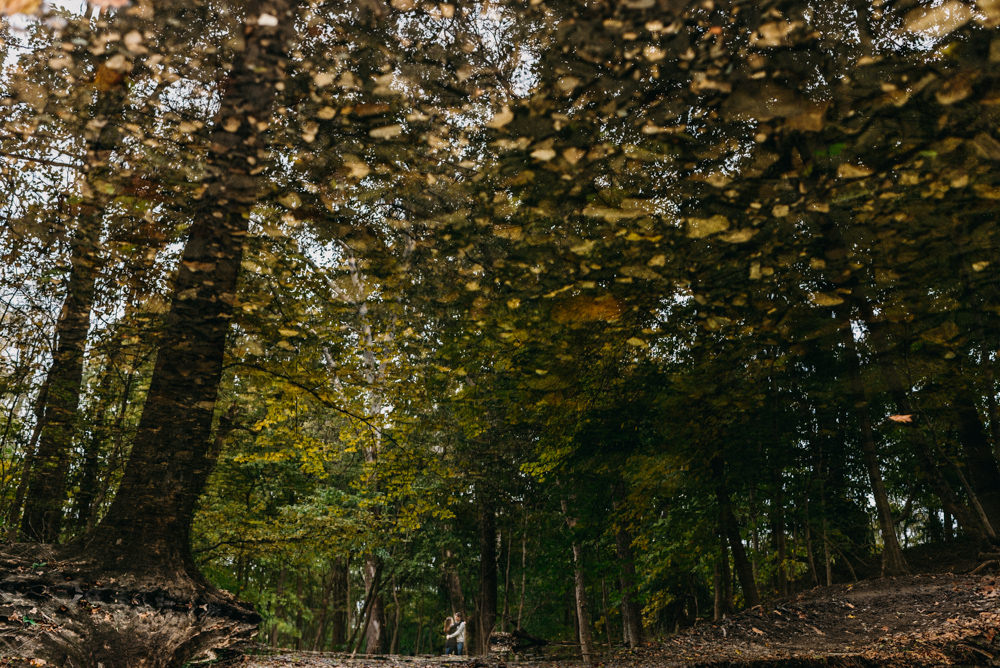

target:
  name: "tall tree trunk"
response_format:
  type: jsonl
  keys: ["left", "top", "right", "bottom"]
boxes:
{"left": 601, "top": 578, "right": 615, "bottom": 646}
{"left": 804, "top": 499, "right": 819, "bottom": 586}
{"left": 349, "top": 559, "right": 381, "bottom": 653}
{"left": 414, "top": 606, "right": 423, "bottom": 655}
{"left": 561, "top": 498, "right": 594, "bottom": 665}
{"left": 271, "top": 565, "right": 287, "bottom": 647}
{"left": 953, "top": 389, "right": 1000, "bottom": 533}
{"left": 363, "top": 554, "right": 386, "bottom": 654}
{"left": 20, "top": 219, "right": 101, "bottom": 542}
{"left": 501, "top": 527, "right": 512, "bottom": 632}
{"left": 331, "top": 558, "right": 349, "bottom": 647}
{"left": 81, "top": 0, "right": 293, "bottom": 577}
{"left": 444, "top": 548, "right": 465, "bottom": 617}
{"left": 858, "top": 299, "right": 991, "bottom": 540}
{"left": 517, "top": 519, "right": 527, "bottom": 629}
{"left": 570, "top": 540, "right": 594, "bottom": 663}
{"left": 390, "top": 578, "right": 401, "bottom": 654}
{"left": 614, "top": 520, "right": 643, "bottom": 647}
{"left": 295, "top": 574, "right": 305, "bottom": 650}
{"left": 839, "top": 321, "right": 909, "bottom": 576}
{"left": 17, "top": 52, "right": 137, "bottom": 542}
{"left": 6, "top": 376, "right": 48, "bottom": 536}
{"left": 312, "top": 570, "right": 333, "bottom": 651}
{"left": 69, "top": 347, "right": 121, "bottom": 535}
{"left": 478, "top": 495, "right": 498, "bottom": 654}
{"left": 714, "top": 527, "right": 732, "bottom": 620}
{"left": 770, "top": 469, "right": 788, "bottom": 596}
{"left": 712, "top": 456, "right": 760, "bottom": 608}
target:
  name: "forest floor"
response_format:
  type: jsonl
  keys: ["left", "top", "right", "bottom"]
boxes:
{"left": 2, "top": 543, "right": 996, "bottom": 666}
{"left": 243, "top": 544, "right": 1000, "bottom": 667}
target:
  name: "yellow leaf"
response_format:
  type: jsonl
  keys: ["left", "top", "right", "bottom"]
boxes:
{"left": 486, "top": 106, "right": 514, "bottom": 129}
{"left": 369, "top": 124, "right": 402, "bottom": 139}
{"left": 686, "top": 215, "right": 730, "bottom": 238}
{"left": 809, "top": 292, "right": 845, "bottom": 307}
{"left": 837, "top": 163, "right": 874, "bottom": 178}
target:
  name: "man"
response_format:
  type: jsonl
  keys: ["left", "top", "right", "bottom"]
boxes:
{"left": 446, "top": 611, "right": 466, "bottom": 655}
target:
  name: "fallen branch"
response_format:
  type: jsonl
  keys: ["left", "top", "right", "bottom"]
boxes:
{"left": 969, "top": 559, "right": 998, "bottom": 575}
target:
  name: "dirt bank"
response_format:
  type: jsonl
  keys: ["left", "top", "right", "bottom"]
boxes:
{"left": 609, "top": 572, "right": 1000, "bottom": 667}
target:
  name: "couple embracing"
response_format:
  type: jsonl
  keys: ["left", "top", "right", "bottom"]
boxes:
{"left": 443, "top": 611, "right": 466, "bottom": 655}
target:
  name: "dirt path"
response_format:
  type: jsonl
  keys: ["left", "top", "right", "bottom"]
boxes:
{"left": 242, "top": 573, "right": 1000, "bottom": 667}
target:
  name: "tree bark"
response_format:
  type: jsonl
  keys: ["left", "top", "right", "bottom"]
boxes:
{"left": 271, "top": 565, "right": 287, "bottom": 647}
{"left": 614, "top": 521, "right": 643, "bottom": 647}
{"left": 601, "top": 577, "right": 615, "bottom": 646}
{"left": 478, "top": 495, "right": 498, "bottom": 654}
{"left": 770, "top": 468, "right": 788, "bottom": 596}
{"left": 20, "top": 218, "right": 101, "bottom": 542}
{"left": 561, "top": 498, "right": 594, "bottom": 664}
{"left": 388, "top": 577, "right": 400, "bottom": 654}
{"left": 517, "top": 526, "right": 526, "bottom": 629}
{"left": 69, "top": 346, "right": 122, "bottom": 535}
{"left": 570, "top": 540, "right": 594, "bottom": 663}
{"left": 712, "top": 456, "right": 760, "bottom": 608}
{"left": 501, "top": 527, "right": 512, "bottom": 632}
{"left": 414, "top": 606, "right": 423, "bottom": 655}
{"left": 330, "top": 557, "right": 349, "bottom": 647}
{"left": 362, "top": 554, "right": 386, "bottom": 654}
{"left": 6, "top": 376, "right": 48, "bottom": 536}
{"left": 714, "top": 526, "right": 732, "bottom": 620}
{"left": 80, "top": 0, "right": 293, "bottom": 577}
{"left": 804, "top": 500, "right": 819, "bottom": 586}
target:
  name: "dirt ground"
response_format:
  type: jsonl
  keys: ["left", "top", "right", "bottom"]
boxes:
{"left": 243, "top": 566, "right": 1000, "bottom": 668}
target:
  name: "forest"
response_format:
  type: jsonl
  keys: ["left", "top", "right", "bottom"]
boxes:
{"left": 0, "top": 0, "right": 999, "bottom": 665}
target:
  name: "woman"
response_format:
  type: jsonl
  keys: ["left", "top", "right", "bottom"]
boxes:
{"left": 444, "top": 616, "right": 458, "bottom": 655}
{"left": 446, "top": 611, "right": 466, "bottom": 656}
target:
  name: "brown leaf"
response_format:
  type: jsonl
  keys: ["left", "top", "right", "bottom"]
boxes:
{"left": 351, "top": 103, "right": 391, "bottom": 117}
{"left": 94, "top": 65, "right": 126, "bottom": 92}
{"left": 552, "top": 295, "right": 622, "bottom": 324}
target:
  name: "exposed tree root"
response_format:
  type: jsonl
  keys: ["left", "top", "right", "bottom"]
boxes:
{"left": 0, "top": 544, "right": 258, "bottom": 668}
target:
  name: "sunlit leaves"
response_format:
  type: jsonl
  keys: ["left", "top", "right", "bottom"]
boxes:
{"left": 901, "top": 1, "right": 974, "bottom": 37}
{"left": 0, "top": 0, "right": 40, "bottom": 15}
